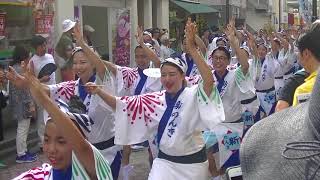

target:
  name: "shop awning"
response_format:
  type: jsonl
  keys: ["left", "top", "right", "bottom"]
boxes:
{"left": 0, "top": 0, "right": 32, "bottom": 6}
{"left": 170, "top": 0, "right": 219, "bottom": 14}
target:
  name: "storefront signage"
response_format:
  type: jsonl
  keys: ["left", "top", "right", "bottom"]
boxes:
{"left": 0, "top": 13, "right": 6, "bottom": 37}
{"left": 35, "top": 15, "right": 53, "bottom": 34}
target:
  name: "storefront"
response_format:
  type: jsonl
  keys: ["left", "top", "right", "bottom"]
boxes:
{"left": 169, "top": 0, "right": 220, "bottom": 52}
{"left": 74, "top": 0, "right": 133, "bottom": 66}
{"left": 0, "top": 0, "right": 55, "bottom": 60}
{"left": 0, "top": 1, "right": 56, "bottom": 144}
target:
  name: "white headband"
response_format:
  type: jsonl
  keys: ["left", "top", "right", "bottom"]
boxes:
{"left": 161, "top": 57, "right": 187, "bottom": 73}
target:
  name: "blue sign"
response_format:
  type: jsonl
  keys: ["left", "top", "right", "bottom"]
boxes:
{"left": 223, "top": 132, "right": 241, "bottom": 151}
{"left": 242, "top": 111, "right": 254, "bottom": 126}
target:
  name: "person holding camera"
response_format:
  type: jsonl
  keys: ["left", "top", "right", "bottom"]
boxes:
{"left": 29, "top": 35, "right": 57, "bottom": 152}
{"left": 9, "top": 45, "right": 37, "bottom": 163}
{"left": 0, "top": 65, "right": 7, "bottom": 168}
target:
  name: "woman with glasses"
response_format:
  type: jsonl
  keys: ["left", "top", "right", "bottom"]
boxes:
{"left": 186, "top": 18, "right": 255, "bottom": 178}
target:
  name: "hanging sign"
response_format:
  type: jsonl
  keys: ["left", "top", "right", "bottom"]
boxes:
{"left": 0, "top": 13, "right": 6, "bottom": 37}
{"left": 35, "top": 15, "right": 53, "bottom": 34}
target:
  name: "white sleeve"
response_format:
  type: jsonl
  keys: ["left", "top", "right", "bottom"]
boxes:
{"left": 48, "top": 81, "right": 76, "bottom": 102}
{"left": 235, "top": 66, "right": 255, "bottom": 93}
{"left": 90, "top": 69, "right": 116, "bottom": 112}
{"left": 114, "top": 92, "right": 166, "bottom": 145}
{"left": 195, "top": 81, "right": 225, "bottom": 130}
{"left": 115, "top": 66, "right": 135, "bottom": 96}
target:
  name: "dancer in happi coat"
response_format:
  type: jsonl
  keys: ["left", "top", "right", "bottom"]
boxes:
{"left": 247, "top": 32, "right": 295, "bottom": 118}
{"left": 100, "top": 26, "right": 163, "bottom": 177}
{"left": 13, "top": 62, "right": 112, "bottom": 180}
{"left": 269, "top": 33, "right": 296, "bottom": 99}
{"left": 186, "top": 18, "right": 255, "bottom": 178}
{"left": 85, "top": 20, "right": 225, "bottom": 180}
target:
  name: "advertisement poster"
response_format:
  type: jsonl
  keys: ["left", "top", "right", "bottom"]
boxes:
{"left": 111, "top": 8, "right": 130, "bottom": 67}
{"left": 298, "top": 0, "right": 312, "bottom": 24}
{"left": 35, "top": 15, "right": 53, "bottom": 34}
{"left": 0, "top": 13, "right": 6, "bottom": 37}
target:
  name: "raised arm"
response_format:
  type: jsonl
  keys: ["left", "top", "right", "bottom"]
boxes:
{"left": 195, "top": 34, "right": 207, "bottom": 56}
{"left": 102, "top": 61, "right": 117, "bottom": 76}
{"left": 137, "top": 27, "right": 161, "bottom": 68}
{"left": 73, "top": 23, "right": 117, "bottom": 78}
{"left": 185, "top": 19, "right": 214, "bottom": 96}
{"left": 274, "top": 32, "right": 289, "bottom": 53}
{"left": 245, "top": 30, "right": 258, "bottom": 60}
{"left": 23, "top": 62, "right": 97, "bottom": 179}
{"left": 6, "top": 65, "right": 50, "bottom": 96}
{"left": 226, "top": 18, "right": 249, "bottom": 74}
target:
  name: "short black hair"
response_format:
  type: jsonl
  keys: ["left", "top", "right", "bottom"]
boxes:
{"left": 11, "top": 45, "right": 30, "bottom": 65}
{"left": 31, "top": 35, "right": 46, "bottom": 49}
{"left": 135, "top": 45, "right": 144, "bottom": 51}
{"left": 273, "top": 39, "right": 281, "bottom": 47}
{"left": 296, "top": 21, "right": 320, "bottom": 61}
{"left": 257, "top": 43, "right": 268, "bottom": 51}
{"left": 152, "top": 28, "right": 160, "bottom": 34}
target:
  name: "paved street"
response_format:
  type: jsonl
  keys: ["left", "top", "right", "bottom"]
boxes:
{"left": 0, "top": 148, "right": 150, "bottom": 180}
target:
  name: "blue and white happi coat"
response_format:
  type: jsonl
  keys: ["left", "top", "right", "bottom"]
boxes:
{"left": 181, "top": 52, "right": 200, "bottom": 77}
{"left": 251, "top": 48, "right": 295, "bottom": 117}
{"left": 187, "top": 66, "right": 257, "bottom": 169}
{"left": 115, "top": 66, "right": 162, "bottom": 96}
{"left": 48, "top": 70, "right": 121, "bottom": 164}
{"left": 108, "top": 82, "right": 224, "bottom": 180}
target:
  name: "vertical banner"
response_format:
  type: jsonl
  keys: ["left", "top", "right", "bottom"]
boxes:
{"left": 35, "top": 14, "right": 54, "bottom": 55}
{"left": 0, "top": 13, "right": 6, "bottom": 37}
{"left": 111, "top": 8, "right": 131, "bottom": 67}
{"left": 298, "top": 0, "right": 312, "bottom": 24}
{"left": 74, "top": 6, "right": 80, "bottom": 21}
{"left": 293, "top": 13, "right": 300, "bottom": 25}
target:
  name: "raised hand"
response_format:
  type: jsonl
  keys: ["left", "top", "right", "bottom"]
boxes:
{"left": 72, "top": 23, "right": 83, "bottom": 43}
{"left": 136, "top": 26, "right": 144, "bottom": 46}
{"left": 245, "top": 29, "right": 258, "bottom": 58}
{"left": 5, "top": 65, "right": 27, "bottom": 89}
{"left": 21, "top": 61, "right": 41, "bottom": 90}
{"left": 225, "top": 19, "right": 239, "bottom": 48}
{"left": 185, "top": 18, "right": 197, "bottom": 52}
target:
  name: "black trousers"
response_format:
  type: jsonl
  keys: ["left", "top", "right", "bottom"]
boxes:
{"left": 0, "top": 110, "right": 3, "bottom": 141}
{"left": 0, "top": 92, "right": 7, "bottom": 141}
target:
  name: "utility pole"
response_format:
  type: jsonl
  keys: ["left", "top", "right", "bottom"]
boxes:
{"left": 312, "top": 0, "right": 317, "bottom": 22}
{"left": 279, "top": 0, "right": 281, "bottom": 31}
{"left": 226, "top": 0, "right": 230, "bottom": 24}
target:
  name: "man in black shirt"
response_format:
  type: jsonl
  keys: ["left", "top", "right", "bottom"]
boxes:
{"left": 0, "top": 66, "right": 7, "bottom": 168}
{"left": 275, "top": 69, "right": 309, "bottom": 112}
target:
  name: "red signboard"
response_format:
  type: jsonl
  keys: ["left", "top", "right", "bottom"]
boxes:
{"left": 35, "top": 15, "right": 53, "bottom": 34}
{"left": 0, "top": 13, "right": 6, "bottom": 37}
